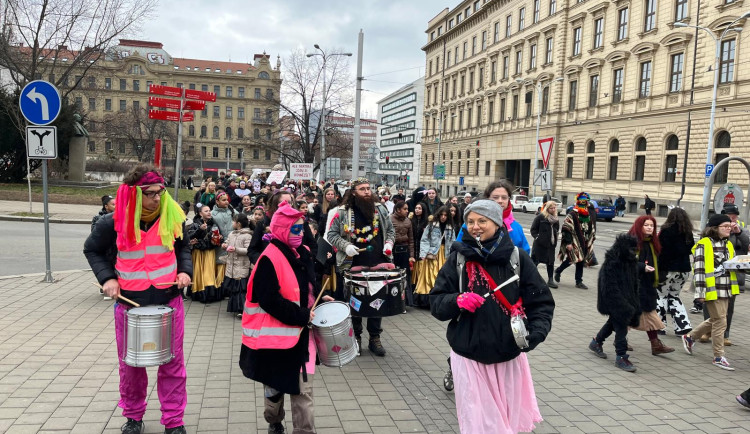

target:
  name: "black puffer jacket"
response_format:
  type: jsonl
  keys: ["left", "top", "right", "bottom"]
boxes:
{"left": 430, "top": 229, "right": 555, "bottom": 364}
{"left": 530, "top": 214, "right": 559, "bottom": 265}
{"left": 597, "top": 234, "right": 641, "bottom": 327}
{"left": 657, "top": 224, "right": 694, "bottom": 273}
{"left": 187, "top": 215, "right": 215, "bottom": 251}
{"left": 637, "top": 238, "right": 659, "bottom": 312}
{"left": 83, "top": 213, "right": 193, "bottom": 306}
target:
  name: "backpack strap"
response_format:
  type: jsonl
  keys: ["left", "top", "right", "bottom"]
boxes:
{"left": 456, "top": 252, "right": 466, "bottom": 293}
{"left": 510, "top": 246, "right": 520, "bottom": 278}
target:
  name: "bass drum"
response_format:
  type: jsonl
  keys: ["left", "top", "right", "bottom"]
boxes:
{"left": 343, "top": 268, "right": 406, "bottom": 317}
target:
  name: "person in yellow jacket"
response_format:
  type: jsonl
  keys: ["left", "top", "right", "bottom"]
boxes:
{"left": 682, "top": 214, "right": 740, "bottom": 371}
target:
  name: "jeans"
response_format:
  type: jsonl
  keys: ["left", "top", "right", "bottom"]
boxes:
{"left": 556, "top": 258, "right": 584, "bottom": 284}
{"left": 596, "top": 317, "right": 629, "bottom": 356}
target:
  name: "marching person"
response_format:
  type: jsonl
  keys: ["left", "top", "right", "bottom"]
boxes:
{"left": 484, "top": 180, "right": 530, "bottom": 254}
{"left": 682, "top": 214, "right": 740, "bottom": 370}
{"left": 84, "top": 164, "right": 191, "bottom": 434}
{"left": 91, "top": 194, "right": 115, "bottom": 231}
{"left": 656, "top": 207, "right": 694, "bottom": 336}
{"left": 222, "top": 213, "right": 253, "bottom": 318}
{"left": 430, "top": 199, "right": 554, "bottom": 434}
{"left": 239, "top": 202, "right": 324, "bottom": 434}
{"left": 327, "top": 177, "right": 396, "bottom": 356}
{"left": 415, "top": 206, "right": 455, "bottom": 307}
{"left": 530, "top": 201, "right": 559, "bottom": 288}
{"left": 554, "top": 192, "right": 596, "bottom": 289}
{"left": 390, "top": 201, "right": 415, "bottom": 308}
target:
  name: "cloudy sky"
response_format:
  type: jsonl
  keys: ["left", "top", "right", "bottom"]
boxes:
{"left": 141, "top": 0, "right": 443, "bottom": 118}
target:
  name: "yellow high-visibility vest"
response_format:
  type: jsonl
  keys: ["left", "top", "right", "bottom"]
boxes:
{"left": 692, "top": 237, "right": 740, "bottom": 301}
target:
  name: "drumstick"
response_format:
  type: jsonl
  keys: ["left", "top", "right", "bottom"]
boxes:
{"left": 92, "top": 282, "right": 141, "bottom": 307}
{"left": 483, "top": 275, "right": 520, "bottom": 299}
{"left": 153, "top": 281, "right": 179, "bottom": 286}
{"left": 312, "top": 277, "right": 331, "bottom": 311}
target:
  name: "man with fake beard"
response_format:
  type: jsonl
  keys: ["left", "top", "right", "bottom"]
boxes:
{"left": 327, "top": 177, "right": 396, "bottom": 356}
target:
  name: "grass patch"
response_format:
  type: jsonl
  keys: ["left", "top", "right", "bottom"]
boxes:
{"left": 0, "top": 183, "right": 196, "bottom": 205}
{"left": 11, "top": 212, "right": 44, "bottom": 217}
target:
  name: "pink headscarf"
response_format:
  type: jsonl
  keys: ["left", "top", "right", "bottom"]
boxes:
{"left": 269, "top": 202, "right": 304, "bottom": 248}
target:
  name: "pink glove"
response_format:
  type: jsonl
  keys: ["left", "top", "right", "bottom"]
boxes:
{"left": 383, "top": 242, "right": 393, "bottom": 256}
{"left": 457, "top": 292, "right": 485, "bottom": 313}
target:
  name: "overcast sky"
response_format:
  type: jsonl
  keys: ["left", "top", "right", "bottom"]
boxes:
{"left": 141, "top": 0, "right": 441, "bottom": 118}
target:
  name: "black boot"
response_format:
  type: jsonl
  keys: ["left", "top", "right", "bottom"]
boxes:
{"left": 268, "top": 422, "right": 285, "bottom": 433}
{"left": 369, "top": 336, "right": 386, "bottom": 356}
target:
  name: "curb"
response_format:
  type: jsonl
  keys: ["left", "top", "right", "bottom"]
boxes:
{"left": 0, "top": 268, "right": 91, "bottom": 280}
{"left": 0, "top": 215, "right": 90, "bottom": 225}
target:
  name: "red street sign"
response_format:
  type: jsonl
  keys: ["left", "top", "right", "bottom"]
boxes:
{"left": 149, "top": 97, "right": 181, "bottom": 110}
{"left": 149, "top": 84, "right": 182, "bottom": 97}
{"left": 184, "top": 89, "right": 216, "bottom": 102}
{"left": 182, "top": 100, "right": 205, "bottom": 111}
{"left": 538, "top": 137, "right": 554, "bottom": 169}
{"left": 149, "top": 110, "right": 193, "bottom": 122}
{"left": 154, "top": 139, "right": 162, "bottom": 168}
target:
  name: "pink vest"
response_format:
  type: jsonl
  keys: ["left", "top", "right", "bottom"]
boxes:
{"left": 115, "top": 219, "right": 178, "bottom": 291}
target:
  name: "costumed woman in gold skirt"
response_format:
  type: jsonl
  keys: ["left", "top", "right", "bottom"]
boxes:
{"left": 410, "top": 203, "right": 429, "bottom": 305}
{"left": 188, "top": 204, "right": 220, "bottom": 302}
{"left": 415, "top": 206, "right": 455, "bottom": 307}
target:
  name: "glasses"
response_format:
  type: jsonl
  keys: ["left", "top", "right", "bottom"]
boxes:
{"left": 290, "top": 224, "right": 304, "bottom": 235}
{"left": 142, "top": 188, "right": 165, "bottom": 199}
{"left": 718, "top": 224, "right": 732, "bottom": 229}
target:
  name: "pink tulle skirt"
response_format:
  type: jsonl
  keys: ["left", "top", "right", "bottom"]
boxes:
{"left": 451, "top": 351, "right": 542, "bottom": 434}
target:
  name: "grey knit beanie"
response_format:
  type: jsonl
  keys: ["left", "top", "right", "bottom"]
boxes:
{"left": 463, "top": 199, "right": 504, "bottom": 227}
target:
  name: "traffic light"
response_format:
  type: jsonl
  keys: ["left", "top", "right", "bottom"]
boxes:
{"left": 385, "top": 156, "right": 390, "bottom": 164}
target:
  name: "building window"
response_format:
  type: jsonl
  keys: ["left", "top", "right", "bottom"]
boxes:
{"left": 238, "top": 107, "right": 245, "bottom": 119}
{"left": 479, "top": 67, "right": 484, "bottom": 88}
{"left": 567, "top": 142, "right": 575, "bottom": 154}
{"left": 226, "top": 107, "right": 232, "bottom": 118}
{"left": 644, "top": 0, "right": 656, "bottom": 32}
{"left": 469, "top": 71, "right": 475, "bottom": 91}
{"left": 639, "top": 61, "right": 652, "bottom": 98}
{"left": 119, "top": 100, "right": 126, "bottom": 111}
{"left": 519, "top": 7, "right": 525, "bottom": 31}
{"left": 666, "top": 134, "right": 679, "bottom": 150}
{"left": 201, "top": 146, "right": 207, "bottom": 158}
{"left": 534, "top": 0, "right": 540, "bottom": 23}
{"left": 463, "top": 42, "right": 468, "bottom": 60}
{"left": 471, "top": 36, "right": 477, "bottom": 56}
{"left": 491, "top": 60, "right": 497, "bottom": 82}
{"left": 133, "top": 80, "right": 140, "bottom": 91}
{"left": 226, "top": 86, "right": 233, "bottom": 97}
{"left": 589, "top": 75, "right": 599, "bottom": 108}
{"left": 267, "top": 89, "right": 274, "bottom": 100}
{"left": 255, "top": 88, "right": 261, "bottom": 99}
{"left": 675, "top": 0, "right": 688, "bottom": 21}
{"left": 455, "top": 46, "right": 459, "bottom": 64}
{"left": 529, "top": 44, "right": 537, "bottom": 69}
{"left": 593, "top": 18, "right": 603, "bottom": 49}
{"left": 665, "top": 154, "right": 678, "bottom": 182}
{"left": 213, "top": 106, "right": 220, "bottom": 117}
{"left": 489, "top": 100, "right": 495, "bottom": 123}
{"left": 253, "top": 128, "right": 260, "bottom": 139}
{"left": 506, "top": 15, "right": 512, "bottom": 37}
{"left": 253, "top": 149, "right": 260, "bottom": 159}
{"left": 569, "top": 80, "right": 578, "bottom": 110}
{"left": 612, "top": 68, "right": 623, "bottom": 103}
{"left": 202, "top": 84, "right": 208, "bottom": 91}
{"left": 542, "top": 86, "right": 549, "bottom": 113}
{"left": 265, "top": 150, "right": 272, "bottom": 160}
{"left": 213, "top": 126, "right": 219, "bottom": 138}
{"left": 634, "top": 155, "right": 646, "bottom": 180}
{"left": 88, "top": 98, "right": 96, "bottom": 111}
{"left": 525, "top": 91, "right": 533, "bottom": 117}
{"left": 670, "top": 53, "right": 684, "bottom": 92}
{"left": 609, "top": 156, "right": 618, "bottom": 180}
{"left": 105, "top": 78, "right": 112, "bottom": 89}
{"left": 266, "top": 129, "right": 272, "bottom": 140}
{"left": 105, "top": 141, "right": 112, "bottom": 152}
{"left": 238, "top": 87, "right": 245, "bottom": 98}
{"left": 515, "top": 50, "right": 522, "bottom": 75}
{"left": 720, "top": 39, "right": 736, "bottom": 83}
{"left": 618, "top": 8, "right": 629, "bottom": 41}
{"left": 88, "top": 141, "right": 96, "bottom": 152}
{"left": 545, "top": 38, "right": 553, "bottom": 64}
{"left": 500, "top": 97, "right": 506, "bottom": 121}
{"left": 512, "top": 94, "right": 519, "bottom": 119}
{"left": 225, "top": 147, "right": 231, "bottom": 159}
{"left": 201, "top": 126, "right": 207, "bottom": 137}
{"left": 214, "top": 85, "right": 220, "bottom": 95}
{"left": 120, "top": 79, "right": 126, "bottom": 90}
{"left": 118, "top": 142, "right": 126, "bottom": 154}
{"left": 485, "top": 161, "right": 491, "bottom": 176}
{"left": 482, "top": 31, "right": 487, "bottom": 51}
{"left": 572, "top": 27, "right": 582, "bottom": 56}
{"left": 566, "top": 157, "right": 573, "bottom": 178}
{"left": 238, "top": 127, "right": 244, "bottom": 139}
{"left": 636, "top": 137, "right": 647, "bottom": 151}
{"left": 88, "top": 76, "right": 96, "bottom": 89}
{"left": 550, "top": 0, "right": 556, "bottom": 15}
{"left": 468, "top": 107, "right": 473, "bottom": 128}
{"left": 189, "top": 125, "right": 195, "bottom": 137}
{"left": 503, "top": 55, "right": 509, "bottom": 79}
{"left": 212, "top": 147, "right": 219, "bottom": 158}
{"left": 494, "top": 22, "right": 500, "bottom": 43}
{"left": 226, "top": 127, "right": 232, "bottom": 139}
{"left": 447, "top": 51, "right": 451, "bottom": 67}
{"left": 585, "top": 157, "right": 595, "bottom": 179}
{"left": 610, "top": 139, "right": 620, "bottom": 152}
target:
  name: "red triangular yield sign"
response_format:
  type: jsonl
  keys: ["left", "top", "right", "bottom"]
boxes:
{"left": 538, "top": 137, "right": 554, "bottom": 169}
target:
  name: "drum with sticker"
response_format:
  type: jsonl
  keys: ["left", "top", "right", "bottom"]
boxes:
{"left": 343, "top": 268, "right": 406, "bottom": 317}
{"left": 311, "top": 301, "right": 358, "bottom": 367}
{"left": 123, "top": 305, "right": 174, "bottom": 367}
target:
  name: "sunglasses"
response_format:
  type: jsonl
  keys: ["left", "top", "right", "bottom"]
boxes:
{"left": 290, "top": 224, "right": 304, "bottom": 235}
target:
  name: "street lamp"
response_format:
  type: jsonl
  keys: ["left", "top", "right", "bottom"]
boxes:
{"left": 307, "top": 45, "right": 352, "bottom": 181}
{"left": 533, "top": 77, "right": 564, "bottom": 197}
{"left": 674, "top": 12, "right": 750, "bottom": 229}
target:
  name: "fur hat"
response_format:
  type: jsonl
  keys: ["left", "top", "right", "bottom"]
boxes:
{"left": 351, "top": 177, "right": 370, "bottom": 187}
{"left": 708, "top": 213, "right": 731, "bottom": 228}
{"left": 575, "top": 192, "right": 590, "bottom": 202}
{"left": 463, "top": 199, "right": 504, "bottom": 228}
{"left": 722, "top": 203, "right": 740, "bottom": 215}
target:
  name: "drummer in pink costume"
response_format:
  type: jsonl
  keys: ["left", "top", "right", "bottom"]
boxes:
{"left": 240, "top": 202, "right": 329, "bottom": 434}
{"left": 430, "top": 199, "right": 555, "bottom": 433}
{"left": 84, "top": 164, "right": 192, "bottom": 434}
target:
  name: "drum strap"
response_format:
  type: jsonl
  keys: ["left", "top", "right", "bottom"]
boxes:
{"left": 456, "top": 247, "right": 519, "bottom": 293}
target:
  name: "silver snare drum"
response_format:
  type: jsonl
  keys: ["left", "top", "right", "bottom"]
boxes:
{"left": 123, "top": 305, "right": 174, "bottom": 367}
{"left": 311, "top": 301, "right": 358, "bottom": 367}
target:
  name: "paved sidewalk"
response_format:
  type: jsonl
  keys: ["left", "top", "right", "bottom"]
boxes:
{"left": 1, "top": 267, "right": 748, "bottom": 433}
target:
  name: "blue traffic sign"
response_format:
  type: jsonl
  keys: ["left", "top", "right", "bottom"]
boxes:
{"left": 705, "top": 164, "right": 714, "bottom": 178}
{"left": 459, "top": 176, "right": 465, "bottom": 186}
{"left": 19, "top": 80, "right": 61, "bottom": 126}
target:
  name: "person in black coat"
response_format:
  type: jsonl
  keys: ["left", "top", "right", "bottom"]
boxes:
{"left": 530, "top": 201, "right": 560, "bottom": 288}
{"left": 406, "top": 186, "right": 426, "bottom": 213}
{"left": 247, "top": 191, "right": 317, "bottom": 264}
{"left": 589, "top": 234, "right": 640, "bottom": 371}
{"left": 656, "top": 207, "right": 695, "bottom": 335}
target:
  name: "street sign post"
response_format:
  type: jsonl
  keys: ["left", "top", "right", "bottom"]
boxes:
{"left": 705, "top": 164, "right": 714, "bottom": 178}
{"left": 20, "top": 80, "right": 61, "bottom": 283}
{"left": 534, "top": 168, "right": 552, "bottom": 190}
{"left": 713, "top": 183, "right": 743, "bottom": 214}
{"left": 435, "top": 164, "right": 446, "bottom": 180}
{"left": 538, "top": 137, "right": 554, "bottom": 169}
{"left": 459, "top": 176, "right": 465, "bottom": 186}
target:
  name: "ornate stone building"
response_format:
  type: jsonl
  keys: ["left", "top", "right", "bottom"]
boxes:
{"left": 422, "top": 0, "right": 750, "bottom": 216}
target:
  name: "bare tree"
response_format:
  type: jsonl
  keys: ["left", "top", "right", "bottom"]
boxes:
{"left": 242, "top": 48, "right": 353, "bottom": 172}
{"left": 100, "top": 106, "right": 175, "bottom": 162}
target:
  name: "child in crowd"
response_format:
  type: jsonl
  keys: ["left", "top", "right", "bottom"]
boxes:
{"left": 222, "top": 213, "right": 253, "bottom": 318}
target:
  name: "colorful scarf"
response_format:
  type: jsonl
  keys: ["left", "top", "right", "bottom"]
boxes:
{"left": 559, "top": 211, "right": 595, "bottom": 264}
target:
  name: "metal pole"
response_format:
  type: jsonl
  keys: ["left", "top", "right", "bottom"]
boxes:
{"left": 352, "top": 29, "right": 364, "bottom": 179}
{"left": 677, "top": 0, "right": 701, "bottom": 206}
{"left": 321, "top": 57, "right": 327, "bottom": 180}
{"left": 700, "top": 33, "right": 722, "bottom": 230}
{"left": 42, "top": 159, "right": 53, "bottom": 283}
{"left": 436, "top": 114, "right": 442, "bottom": 195}
{"left": 533, "top": 84, "right": 541, "bottom": 198}
{"left": 174, "top": 86, "right": 185, "bottom": 198}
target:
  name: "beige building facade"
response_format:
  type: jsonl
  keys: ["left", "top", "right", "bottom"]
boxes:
{"left": 422, "top": 0, "right": 750, "bottom": 217}
{"left": 56, "top": 39, "right": 281, "bottom": 177}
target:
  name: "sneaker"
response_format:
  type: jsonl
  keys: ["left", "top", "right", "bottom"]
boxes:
{"left": 615, "top": 355, "right": 637, "bottom": 373}
{"left": 546, "top": 279, "right": 558, "bottom": 289}
{"left": 368, "top": 336, "right": 386, "bottom": 357}
{"left": 712, "top": 356, "right": 735, "bottom": 371}
{"left": 699, "top": 334, "right": 710, "bottom": 343}
{"left": 121, "top": 419, "right": 144, "bottom": 434}
{"left": 588, "top": 338, "right": 607, "bottom": 359}
{"left": 355, "top": 336, "right": 361, "bottom": 356}
{"left": 268, "top": 422, "right": 286, "bottom": 434}
{"left": 724, "top": 338, "right": 733, "bottom": 346}
{"left": 165, "top": 426, "right": 186, "bottom": 434}
{"left": 575, "top": 282, "right": 588, "bottom": 290}
{"left": 682, "top": 335, "right": 694, "bottom": 355}
{"left": 737, "top": 395, "right": 750, "bottom": 409}
{"left": 553, "top": 271, "right": 561, "bottom": 283}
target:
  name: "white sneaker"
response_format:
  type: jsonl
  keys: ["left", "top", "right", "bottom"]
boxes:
{"left": 712, "top": 356, "right": 735, "bottom": 371}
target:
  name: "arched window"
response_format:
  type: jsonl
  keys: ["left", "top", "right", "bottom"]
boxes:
{"left": 458, "top": 151, "right": 462, "bottom": 159}
{"left": 666, "top": 134, "right": 679, "bottom": 150}
{"left": 266, "top": 129, "right": 272, "bottom": 140}
{"left": 266, "top": 89, "right": 274, "bottom": 99}
{"left": 259, "top": 71, "right": 270, "bottom": 79}
{"left": 476, "top": 149, "right": 480, "bottom": 158}
{"left": 449, "top": 151, "right": 453, "bottom": 159}
{"left": 466, "top": 150, "right": 472, "bottom": 158}
{"left": 238, "top": 127, "right": 244, "bottom": 139}
{"left": 253, "top": 128, "right": 260, "bottom": 139}
{"left": 636, "top": 137, "right": 647, "bottom": 151}
{"left": 432, "top": 153, "right": 435, "bottom": 160}
{"left": 586, "top": 140, "right": 595, "bottom": 153}
{"left": 188, "top": 125, "right": 195, "bottom": 137}
{"left": 609, "top": 139, "right": 619, "bottom": 152}
{"left": 566, "top": 141, "right": 574, "bottom": 154}
{"left": 212, "top": 126, "right": 219, "bottom": 138}
{"left": 225, "top": 127, "right": 232, "bottom": 139}
{"left": 200, "top": 125, "right": 207, "bottom": 137}
{"left": 716, "top": 130, "right": 731, "bottom": 148}
{"left": 443, "top": 152, "right": 446, "bottom": 160}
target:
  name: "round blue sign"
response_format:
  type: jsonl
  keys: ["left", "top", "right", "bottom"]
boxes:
{"left": 19, "top": 80, "right": 62, "bottom": 126}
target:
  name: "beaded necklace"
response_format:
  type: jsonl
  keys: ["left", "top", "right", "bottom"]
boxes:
{"left": 343, "top": 209, "right": 380, "bottom": 243}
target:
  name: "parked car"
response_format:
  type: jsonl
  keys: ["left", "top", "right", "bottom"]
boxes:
{"left": 523, "top": 197, "right": 564, "bottom": 214}
{"left": 509, "top": 194, "right": 529, "bottom": 211}
{"left": 457, "top": 190, "right": 479, "bottom": 198}
{"left": 566, "top": 199, "right": 617, "bottom": 221}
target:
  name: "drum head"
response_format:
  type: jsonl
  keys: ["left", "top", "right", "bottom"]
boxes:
{"left": 128, "top": 305, "right": 173, "bottom": 316}
{"left": 311, "top": 301, "right": 350, "bottom": 327}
